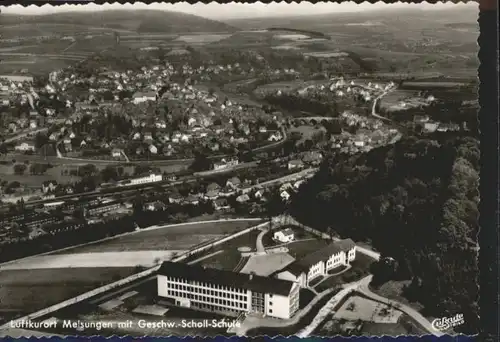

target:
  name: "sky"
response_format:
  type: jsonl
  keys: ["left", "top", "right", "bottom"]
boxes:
{"left": 0, "top": 2, "right": 476, "bottom": 20}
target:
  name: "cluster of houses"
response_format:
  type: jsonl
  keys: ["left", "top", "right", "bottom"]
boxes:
{"left": 413, "top": 115, "right": 462, "bottom": 133}
{"left": 267, "top": 77, "right": 395, "bottom": 104}
{"left": 29, "top": 62, "right": 286, "bottom": 160}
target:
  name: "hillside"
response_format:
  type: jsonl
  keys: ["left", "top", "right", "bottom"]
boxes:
{"left": 1, "top": 10, "right": 237, "bottom": 35}
{"left": 289, "top": 135, "right": 479, "bottom": 334}
{"left": 224, "top": 6, "right": 477, "bottom": 30}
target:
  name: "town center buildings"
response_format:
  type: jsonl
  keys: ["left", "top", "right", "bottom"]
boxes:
{"left": 157, "top": 262, "right": 300, "bottom": 319}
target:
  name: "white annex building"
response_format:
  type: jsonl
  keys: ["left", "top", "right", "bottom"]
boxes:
{"left": 277, "top": 239, "right": 356, "bottom": 287}
{"left": 122, "top": 173, "right": 163, "bottom": 186}
{"left": 273, "top": 228, "right": 295, "bottom": 243}
{"left": 157, "top": 262, "right": 300, "bottom": 319}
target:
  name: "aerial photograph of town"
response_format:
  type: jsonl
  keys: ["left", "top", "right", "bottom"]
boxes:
{"left": 0, "top": 1, "right": 479, "bottom": 338}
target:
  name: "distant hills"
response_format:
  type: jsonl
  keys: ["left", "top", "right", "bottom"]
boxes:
{"left": 224, "top": 6, "right": 478, "bottom": 31}
{"left": 1, "top": 10, "right": 238, "bottom": 34}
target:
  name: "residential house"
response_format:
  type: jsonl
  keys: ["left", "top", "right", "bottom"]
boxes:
{"left": 280, "top": 190, "right": 291, "bottom": 201}
{"left": 254, "top": 188, "right": 266, "bottom": 200}
{"left": 268, "top": 131, "right": 282, "bottom": 142}
{"left": 149, "top": 145, "right": 158, "bottom": 154}
{"left": 414, "top": 115, "right": 430, "bottom": 124}
{"left": 132, "top": 91, "right": 157, "bottom": 104}
{"left": 42, "top": 180, "right": 58, "bottom": 194}
{"left": 236, "top": 194, "right": 250, "bottom": 203}
{"left": 213, "top": 198, "right": 231, "bottom": 211}
{"left": 280, "top": 183, "right": 293, "bottom": 193}
{"left": 288, "top": 160, "right": 304, "bottom": 170}
{"left": 111, "top": 149, "right": 122, "bottom": 158}
{"left": 273, "top": 228, "right": 295, "bottom": 243}
{"left": 186, "top": 194, "right": 199, "bottom": 205}
{"left": 423, "top": 122, "right": 439, "bottom": 133}
{"left": 206, "top": 182, "right": 221, "bottom": 193}
{"left": 144, "top": 201, "right": 166, "bottom": 211}
{"left": 168, "top": 193, "right": 184, "bottom": 204}
{"left": 293, "top": 180, "right": 305, "bottom": 190}
{"left": 301, "top": 151, "right": 323, "bottom": 165}
{"left": 226, "top": 177, "right": 241, "bottom": 189}
{"left": 204, "top": 189, "right": 220, "bottom": 201}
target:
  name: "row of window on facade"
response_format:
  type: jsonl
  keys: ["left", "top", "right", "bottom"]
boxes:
{"left": 167, "top": 290, "right": 248, "bottom": 309}
{"left": 167, "top": 281, "right": 247, "bottom": 300}
{"left": 191, "top": 302, "right": 243, "bottom": 314}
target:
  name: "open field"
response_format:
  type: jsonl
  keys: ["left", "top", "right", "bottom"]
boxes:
{"left": 198, "top": 229, "right": 262, "bottom": 271}
{"left": 289, "top": 125, "right": 326, "bottom": 144}
{"left": 0, "top": 55, "right": 80, "bottom": 75}
{"left": 175, "top": 33, "right": 233, "bottom": 44}
{"left": 0, "top": 164, "right": 81, "bottom": 188}
{"left": 379, "top": 89, "right": 428, "bottom": 112}
{"left": 0, "top": 251, "right": 182, "bottom": 270}
{"left": 0, "top": 267, "right": 138, "bottom": 320}
{"left": 51, "top": 220, "right": 261, "bottom": 255}
{"left": 286, "top": 237, "right": 331, "bottom": 259}
{"left": 401, "top": 81, "right": 468, "bottom": 89}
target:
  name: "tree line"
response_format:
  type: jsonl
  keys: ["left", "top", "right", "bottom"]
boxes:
{"left": 289, "top": 135, "right": 479, "bottom": 334}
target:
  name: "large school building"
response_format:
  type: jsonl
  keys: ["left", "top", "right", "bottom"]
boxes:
{"left": 157, "top": 261, "right": 300, "bottom": 319}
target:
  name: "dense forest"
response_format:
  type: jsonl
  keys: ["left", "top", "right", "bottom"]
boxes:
{"left": 289, "top": 135, "right": 479, "bottom": 333}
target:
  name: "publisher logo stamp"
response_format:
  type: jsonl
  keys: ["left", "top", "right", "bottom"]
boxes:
{"left": 431, "top": 313, "right": 465, "bottom": 331}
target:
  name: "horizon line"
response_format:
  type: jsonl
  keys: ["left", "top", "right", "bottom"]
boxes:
{"left": 0, "top": 2, "right": 476, "bottom": 20}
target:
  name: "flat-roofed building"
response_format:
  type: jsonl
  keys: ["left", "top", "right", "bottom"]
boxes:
{"left": 157, "top": 262, "right": 300, "bottom": 320}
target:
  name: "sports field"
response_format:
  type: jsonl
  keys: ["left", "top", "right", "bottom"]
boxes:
{"left": 50, "top": 219, "right": 262, "bottom": 254}
{"left": 0, "top": 251, "right": 182, "bottom": 270}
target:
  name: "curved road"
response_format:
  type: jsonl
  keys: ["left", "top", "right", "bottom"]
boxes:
{"left": 371, "top": 88, "right": 394, "bottom": 122}
{"left": 357, "top": 275, "right": 443, "bottom": 337}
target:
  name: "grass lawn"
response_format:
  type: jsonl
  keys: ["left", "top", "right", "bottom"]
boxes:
{"left": 299, "top": 288, "right": 316, "bottom": 309}
{"left": 51, "top": 220, "right": 261, "bottom": 254}
{"left": 197, "top": 229, "right": 262, "bottom": 271}
{"left": 289, "top": 125, "right": 327, "bottom": 145}
{"left": 247, "top": 289, "right": 341, "bottom": 336}
{"left": 308, "top": 275, "right": 324, "bottom": 287}
{"left": 0, "top": 267, "right": 138, "bottom": 323}
{"left": 316, "top": 273, "right": 348, "bottom": 293}
{"left": 286, "top": 237, "right": 331, "bottom": 259}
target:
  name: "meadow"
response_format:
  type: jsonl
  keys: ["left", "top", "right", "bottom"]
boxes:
{"left": 0, "top": 267, "right": 138, "bottom": 321}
